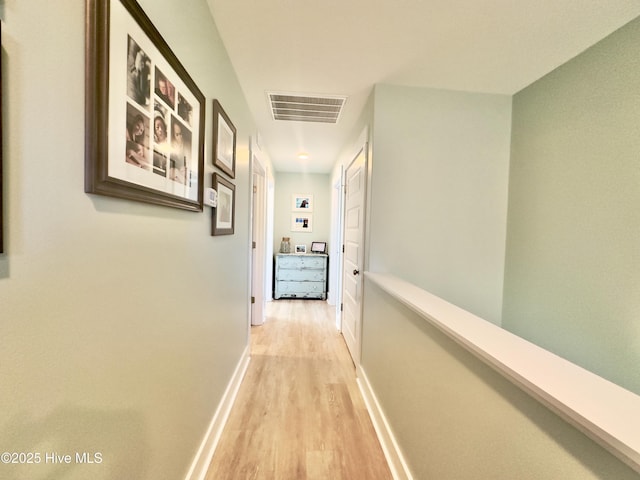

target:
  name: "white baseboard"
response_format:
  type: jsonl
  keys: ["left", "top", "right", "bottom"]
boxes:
{"left": 184, "top": 346, "right": 251, "bottom": 480}
{"left": 357, "top": 366, "right": 413, "bottom": 480}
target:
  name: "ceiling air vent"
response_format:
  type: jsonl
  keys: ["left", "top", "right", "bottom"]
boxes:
{"left": 268, "top": 93, "right": 346, "bottom": 124}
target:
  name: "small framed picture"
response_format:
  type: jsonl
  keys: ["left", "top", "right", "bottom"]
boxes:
{"left": 292, "top": 193, "right": 313, "bottom": 212}
{"left": 211, "top": 173, "right": 235, "bottom": 235}
{"left": 212, "top": 99, "right": 236, "bottom": 179}
{"left": 291, "top": 213, "right": 313, "bottom": 232}
{"left": 295, "top": 244, "right": 306, "bottom": 253}
{"left": 310, "top": 241, "right": 326, "bottom": 254}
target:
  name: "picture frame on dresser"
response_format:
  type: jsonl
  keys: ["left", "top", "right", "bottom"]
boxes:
{"left": 211, "top": 173, "right": 235, "bottom": 235}
{"left": 295, "top": 244, "right": 306, "bottom": 253}
{"left": 212, "top": 99, "right": 236, "bottom": 179}
{"left": 85, "top": 0, "right": 206, "bottom": 211}
{"left": 310, "top": 241, "right": 326, "bottom": 254}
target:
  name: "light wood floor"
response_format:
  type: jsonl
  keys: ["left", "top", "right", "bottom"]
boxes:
{"left": 205, "top": 300, "right": 393, "bottom": 480}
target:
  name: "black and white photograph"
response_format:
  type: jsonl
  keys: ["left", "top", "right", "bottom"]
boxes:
{"left": 125, "top": 102, "right": 151, "bottom": 170}
{"left": 169, "top": 115, "right": 192, "bottom": 186}
{"left": 126, "top": 35, "right": 151, "bottom": 108}
{"left": 154, "top": 67, "right": 175, "bottom": 109}
{"left": 177, "top": 93, "right": 193, "bottom": 126}
{"left": 152, "top": 101, "right": 169, "bottom": 147}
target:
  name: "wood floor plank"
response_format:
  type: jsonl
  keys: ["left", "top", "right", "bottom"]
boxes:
{"left": 205, "top": 300, "right": 392, "bottom": 480}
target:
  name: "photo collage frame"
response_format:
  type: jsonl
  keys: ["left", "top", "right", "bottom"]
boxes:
{"left": 85, "top": 0, "right": 239, "bottom": 236}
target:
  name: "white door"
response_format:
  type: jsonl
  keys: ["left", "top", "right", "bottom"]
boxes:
{"left": 251, "top": 167, "right": 267, "bottom": 326}
{"left": 341, "top": 147, "right": 367, "bottom": 364}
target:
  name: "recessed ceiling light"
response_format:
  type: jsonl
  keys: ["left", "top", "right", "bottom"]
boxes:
{"left": 297, "top": 153, "right": 309, "bottom": 160}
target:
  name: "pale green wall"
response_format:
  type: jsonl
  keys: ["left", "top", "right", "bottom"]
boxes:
{"left": 368, "top": 84, "right": 512, "bottom": 324}
{"left": 272, "top": 172, "right": 331, "bottom": 257}
{"left": 358, "top": 17, "right": 640, "bottom": 480}
{"left": 362, "top": 279, "right": 640, "bottom": 480}
{"left": 0, "top": 1, "right": 254, "bottom": 479}
{"left": 503, "top": 16, "right": 640, "bottom": 395}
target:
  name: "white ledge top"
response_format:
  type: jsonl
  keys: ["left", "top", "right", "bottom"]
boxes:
{"left": 365, "top": 271, "right": 640, "bottom": 473}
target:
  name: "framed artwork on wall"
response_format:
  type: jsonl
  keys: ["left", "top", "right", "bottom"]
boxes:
{"left": 291, "top": 213, "right": 313, "bottom": 233}
{"left": 212, "top": 99, "right": 236, "bottom": 179}
{"left": 292, "top": 193, "right": 313, "bottom": 212}
{"left": 85, "top": 0, "right": 205, "bottom": 211}
{"left": 212, "top": 173, "right": 235, "bottom": 235}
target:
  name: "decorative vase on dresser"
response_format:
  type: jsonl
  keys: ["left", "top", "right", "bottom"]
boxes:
{"left": 274, "top": 253, "right": 328, "bottom": 300}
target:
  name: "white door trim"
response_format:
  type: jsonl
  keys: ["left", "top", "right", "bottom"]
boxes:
{"left": 329, "top": 167, "right": 345, "bottom": 330}
{"left": 249, "top": 139, "right": 268, "bottom": 326}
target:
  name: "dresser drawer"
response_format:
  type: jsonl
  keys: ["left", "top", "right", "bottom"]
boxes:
{"left": 277, "top": 255, "right": 326, "bottom": 270}
{"left": 276, "top": 269, "right": 326, "bottom": 282}
{"left": 275, "top": 281, "right": 326, "bottom": 299}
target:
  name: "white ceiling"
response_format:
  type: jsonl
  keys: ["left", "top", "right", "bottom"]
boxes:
{"left": 206, "top": 0, "right": 640, "bottom": 173}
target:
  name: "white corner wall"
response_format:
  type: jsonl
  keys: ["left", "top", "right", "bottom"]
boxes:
{"left": 0, "top": 1, "right": 254, "bottom": 479}
{"left": 368, "top": 84, "right": 512, "bottom": 325}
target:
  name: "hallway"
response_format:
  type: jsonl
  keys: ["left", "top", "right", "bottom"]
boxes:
{"left": 205, "top": 300, "right": 393, "bottom": 479}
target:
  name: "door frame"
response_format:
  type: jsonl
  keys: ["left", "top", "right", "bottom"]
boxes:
{"left": 338, "top": 129, "right": 370, "bottom": 365}
{"left": 249, "top": 138, "right": 269, "bottom": 326}
{"left": 329, "top": 166, "right": 345, "bottom": 329}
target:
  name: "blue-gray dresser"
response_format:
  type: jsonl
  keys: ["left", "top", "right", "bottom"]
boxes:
{"left": 274, "top": 253, "right": 328, "bottom": 300}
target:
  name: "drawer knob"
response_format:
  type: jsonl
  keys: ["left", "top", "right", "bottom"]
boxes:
{"left": 353, "top": 269, "right": 360, "bottom": 276}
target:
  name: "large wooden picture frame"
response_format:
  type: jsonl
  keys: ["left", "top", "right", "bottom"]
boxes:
{"left": 85, "top": 0, "right": 205, "bottom": 211}
{"left": 212, "top": 99, "right": 236, "bottom": 179}
{"left": 211, "top": 173, "right": 235, "bottom": 236}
